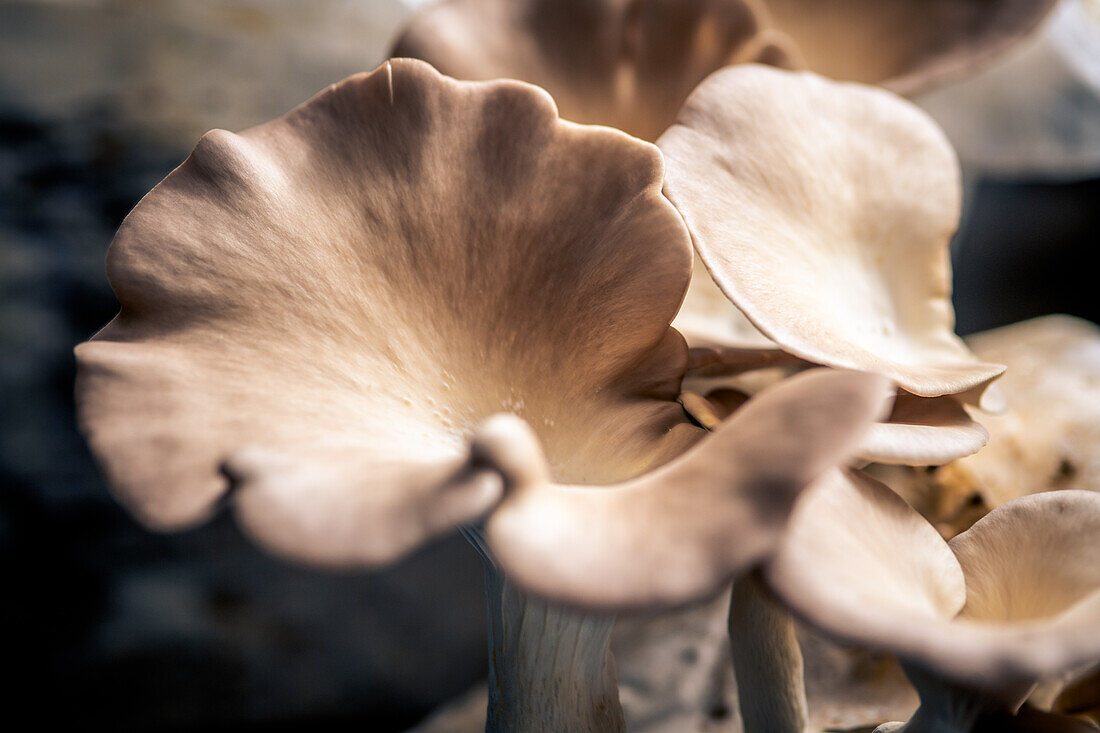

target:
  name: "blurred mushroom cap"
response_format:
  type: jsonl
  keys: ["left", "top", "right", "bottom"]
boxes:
{"left": 767, "top": 472, "right": 1100, "bottom": 696}
{"left": 936, "top": 315, "right": 1100, "bottom": 510}
{"left": 761, "top": 0, "right": 1059, "bottom": 96}
{"left": 392, "top": 0, "right": 800, "bottom": 140}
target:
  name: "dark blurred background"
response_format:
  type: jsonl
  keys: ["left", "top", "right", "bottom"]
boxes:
{"left": 1, "top": 0, "right": 1097, "bottom": 730}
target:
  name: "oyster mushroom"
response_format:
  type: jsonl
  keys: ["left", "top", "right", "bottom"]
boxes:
{"left": 760, "top": 0, "right": 1059, "bottom": 96}
{"left": 765, "top": 473, "right": 1100, "bottom": 732}
{"left": 391, "top": 0, "right": 800, "bottom": 140}
{"left": 654, "top": 66, "right": 1007, "bottom": 731}
{"left": 390, "top": 0, "right": 1057, "bottom": 144}
{"left": 659, "top": 64, "right": 1001, "bottom": 461}
{"left": 856, "top": 393, "right": 989, "bottom": 468}
{"left": 658, "top": 64, "right": 1004, "bottom": 405}
{"left": 871, "top": 315, "right": 1100, "bottom": 538}
{"left": 482, "top": 367, "right": 894, "bottom": 612}
{"left": 937, "top": 316, "right": 1100, "bottom": 514}
{"left": 76, "top": 58, "right": 889, "bottom": 731}
{"left": 678, "top": 383, "right": 985, "bottom": 733}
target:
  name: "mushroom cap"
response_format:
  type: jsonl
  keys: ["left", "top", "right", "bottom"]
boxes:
{"left": 767, "top": 471, "right": 1100, "bottom": 693}
{"left": 391, "top": 0, "right": 800, "bottom": 141}
{"left": 485, "top": 368, "right": 893, "bottom": 611}
{"left": 857, "top": 393, "right": 989, "bottom": 467}
{"left": 936, "top": 315, "right": 1100, "bottom": 510}
{"left": 658, "top": 65, "right": 1004, "bottom": 400}
{"left": 767, "top": 469, "right": 968, "bottom": 639}
{"left": 950, "top": 491, "right": 1100, "bottom": 626}
{"left": 75, "top": 58, "right": 701, "bottom": 566}
{"left": 761, "top": 0, "right": 1059, "bottom": 96}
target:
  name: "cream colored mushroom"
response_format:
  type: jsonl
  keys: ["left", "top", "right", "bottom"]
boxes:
{"left": 659, "top": 64, "right": 1004, "bottom": 405}
{"left": 760, "top": 0, "right": 1059, "bottom": 96}
{"left": 76, "top": 58, "right": 891, "bottom": 732}
{"left": 937, "top": 315, "right": 1100, "bottom": 510}
{"left": 391, "top": 0, "right": 800, "bottom": 141}
{"left": 857, "top": 393, "right": 989, "bottom": 467}
{"left": 763, "top": 472, "right": 1100, "bottom": 733}
{"left": 660, "top": 65, "right": 1002, "bottom": 470}
{"left": 390, "top": 0, "right": 1056, "bottom": 144}
{"left": 868, "top": 315, "right": 1100, "bottom": 538}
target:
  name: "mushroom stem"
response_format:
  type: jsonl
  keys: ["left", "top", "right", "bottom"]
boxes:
{"left": 728, "top": 572, "right": 809, "bottom": 733}
{"left": 465, "top": 528, "right": 624, "bottom": 732}
{"left": 873, "top": 662, "right": 1029, "bottom": 733}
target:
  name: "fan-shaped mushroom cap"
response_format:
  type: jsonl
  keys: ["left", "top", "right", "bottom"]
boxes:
{"left": 659, "top": 65, "right": 1005, "bottom": 402}
{"left": 936, "top": 315, "right": 1100, "bottom": 510}
{"left": 391, "top": 0, "right": 800, "bottom": 141}
{"left": 485, "top": 368, "right": 893, "bottom": 611}
{"left": 761, "top": 0, "right": 1059, "bottom": 96}
{"left": 75, "top": 58, "right": 702, "bottom": 566}
{"left": 767, "top": 469, "right": 967, "bottom": 646}
{"left": 767, "top": 473, "right": 1100, "bottom": 695}
{"left": 950, "top": 491, "right": 1100, "bottom": 628}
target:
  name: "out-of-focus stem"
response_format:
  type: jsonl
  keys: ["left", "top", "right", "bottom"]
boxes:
{"left": 728, "top": 572, "right": 809, "bottom": 733}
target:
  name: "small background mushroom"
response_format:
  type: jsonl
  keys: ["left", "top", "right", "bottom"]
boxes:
{"left": 759, "top": 0, "right": 1058, "bottom": 96}
{"left": 868, "top": 314, "right": 1100, "bottom": 537}
{"left": 391, "top": 0, "right": 1061, "bottom": 140}
{"left": 765, "top": 474, "right": 1100, "bottom": 732}
{"left": 392, "top": 0, "right": 801, "bottom": 141}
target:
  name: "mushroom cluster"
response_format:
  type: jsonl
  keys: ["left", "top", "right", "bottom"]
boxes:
{"left": 75, "top": 1, "right": 1099, "bottom": 731}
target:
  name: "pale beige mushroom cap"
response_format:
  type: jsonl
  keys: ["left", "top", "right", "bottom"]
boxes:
{"left": 76, "top": 58, "right": 704, "bottom": 566}
{"left": 936, "top": 315, "right": 1100, "bottom": 510}
{"left": 762, "top": 0, "right": 1059, "bottom": 96}
{"left": 858, "top": 393, "right": 988, "bottom": 467}
{"left": 767, "top": 472, "right": 1100, "bottom": 695}
{"left": 391, "top": 0, "right": 800, "bottom": 141}
{"left": 484, "top": 368, "right": 893, "bottom": 611}
{"left": 950, "top": 491, "right": 1100, "bottom": 628}
{"left": 659, "top": 65, "right": 1004, "bottom": 401}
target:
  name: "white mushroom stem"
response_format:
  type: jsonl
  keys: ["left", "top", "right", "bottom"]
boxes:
{"left": 465, "top": 528, "right": 624, "bottom": 732}
{"left": 728, "top": 573, "right": 809, "bottom": 733}
{"left": 873, "top": 663, "right": 1030, "bottom": 733}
